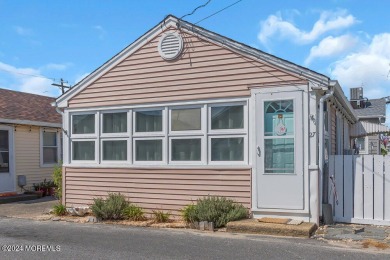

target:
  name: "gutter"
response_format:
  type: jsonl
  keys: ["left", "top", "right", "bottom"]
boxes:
{"left": 318, "top": 86, "right": 334, "bottom": 205}
{"left": 51, "top": 101, "right": 64, "bottom": 115}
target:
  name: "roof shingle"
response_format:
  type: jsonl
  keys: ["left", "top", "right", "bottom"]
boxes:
{"left": 0, "top": 88, "right": 61, "bottom": 125}
{"left": 353, "top": 98, "right": 386, "bottom": 118}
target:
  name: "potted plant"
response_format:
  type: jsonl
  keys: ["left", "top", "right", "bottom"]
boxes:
{"left": 48, "top": 180, "right": 56, "bottom": 196}
{"left": 32, "top": 183, "right": 43, "bottom": 198}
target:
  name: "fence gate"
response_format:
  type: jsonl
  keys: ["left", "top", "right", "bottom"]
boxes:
{"left": 328, "top": 155, "right": 390, "bottom": 225}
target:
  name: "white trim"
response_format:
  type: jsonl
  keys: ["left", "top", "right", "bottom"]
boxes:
{"left": 132, "top": 107, "right": 165, "bottom": 137}
{"left": 0, "top": 125, "right": 15, "bottom": 193}
{"left": 0, "top": 118, "right": 61, "bottom": 128}
{"left": 70, "top": 111, "right": 98, "bottom": 138}
{"left": 40, "top": 128, "right": 61, "bottom": 167}
{"left": 70, "top": 139, "right": 98, "bottom": 164}
{"left": 100, "top": 110, "right": 130, "bottom": 138}
{"left": 208, "top": 101, "right": 248, "bottom": 135}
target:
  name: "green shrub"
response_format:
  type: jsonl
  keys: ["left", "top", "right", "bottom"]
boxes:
{"left": 53, "top": 203, "right": 67, "bottom": 216}
{"left": 186, "top": 196, "right": 248, "bottom": 228}
{"left": 91, "top": 193, "right": 129, "bottom": 220}
{"left": 181, "top": 204, "right": 198, "bottom": 223}
{"left": 152, "top": 210, "right": 170, "bottom": 223}
{"left": 52, "top": 162, "right": 62, "bottom": 200}
{"left": 124, "top": 204, "right": 145, "bottom": 221}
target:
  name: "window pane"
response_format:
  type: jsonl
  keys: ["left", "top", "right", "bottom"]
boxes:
{"left": 103, "top": 140, "right": 127, "bottom": 161}
{"left": 356, "top": 137, "right": 365, "bottom": 150}
{"left": 103, "top": 112, "right": 127, "bottom": 133}
{"left": 172, "top": 139, "right": 201, "bottom": 161}
{"left": 0, "top": 152, "right": 9, "bottom": 173}
{"left": 264, "top": 138, "right": 294, "bottom": 174}
{"left": 43, "top": 132, "right": 57, "bottom": 146}
{"left": 73, "top": 114, "right": 95, "bottom": 134}
{"left": 211, "top": 106, "right": 243, "bottom": 130}
{"left": 73, "top": 141, "right": 95, "bottom": 160}
{"left": 211, "top": 137, "right": 244, "bottom": 161}
{"left": 135, "top": 140, "right": 162, "bottom": 161}
{"left": 264, "top": 100, "right": 294, "bottom": 136}
{"left": 0, "top": 130, "right": 9, "bottom": 151}
{"left": 171, "top": 108, "right": 201, "bottom": 131}
{"left": 43, "top": 147, "right": 58, "bottom": 164}
{"left": 135, "top": 111, "right": 162, "bottom": 132}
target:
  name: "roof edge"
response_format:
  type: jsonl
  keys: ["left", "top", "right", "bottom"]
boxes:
{"left": 0, "top": 118, "right": 62, "bottom": 128}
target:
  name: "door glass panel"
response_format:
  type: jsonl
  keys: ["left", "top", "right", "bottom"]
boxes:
{"left": 264, "top": 100, "right": 294, "bottom": 136}
{"left": 0, "top": 130, "right": 9, "bottom": 172}
{"left": 264, "top": 100, "right": 294, "bottom": 174}
{"left": 264, "top": 139, "right": 294, "bottom": 174}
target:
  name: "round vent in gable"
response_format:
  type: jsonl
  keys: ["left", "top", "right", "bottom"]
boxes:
{"left": 158, "top": 32, "right": 184, "bottom": 60}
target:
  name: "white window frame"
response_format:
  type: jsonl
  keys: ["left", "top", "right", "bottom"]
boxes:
{"left": 66, "top": 98, "right": 249, "bottom": 167}
{"left": 71, "top": 111, "right": 98, "bottom": 138}
{"left": 133, "top": 137, "right": 166, "bottom": 165}
{"left": 356, "top": 136, "right": 368, "bottom": 154}
{"left": 100, "top": 110, "right": 130, "bottom": 138}
{"left": 71, "top": 139, "right": 98, "bottom": 163}
{"left": 133, "top": 107, "right": 166, "bottom": 137}
{"left": 40, "top": 128, "right": 61, "bottom": 167}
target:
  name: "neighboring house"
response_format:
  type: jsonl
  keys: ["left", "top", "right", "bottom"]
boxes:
{"left": 54, "top": 15, "right": 358, "bottom": 224}
{"left": 349, "top": 87, "right": 390, "bottom": 154}
{"left": 0, "top": 88, "right": 62, "bottom": 193}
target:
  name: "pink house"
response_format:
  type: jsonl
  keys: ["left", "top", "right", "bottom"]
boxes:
{"left": 53, "top": 15, "right": 361, "bottom": 224}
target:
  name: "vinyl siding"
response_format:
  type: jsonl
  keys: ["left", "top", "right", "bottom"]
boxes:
{"left": 330, "top": 107, "right": 336, "bottom": 155}
{"left": 63, "top": 167, "right": 251, "bottom": 218}
{"left": 14, "top": 125, "right": 59, "bottom": 189}
{"left": 68, "top": 28, "right": 305, "bottom": 108}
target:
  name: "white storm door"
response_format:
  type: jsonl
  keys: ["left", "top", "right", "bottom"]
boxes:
{"left": 256, "top": 91, "right": 304, "bottom": 210}
{"left": 0, "top": 126, "right": 14, "bottom": 193}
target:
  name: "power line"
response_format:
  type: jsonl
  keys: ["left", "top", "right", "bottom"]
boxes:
{"left": 195, "top": 0, "right": 243, "bottom": 24}
{"left": 181, "top": 0, "right": 211, "bottom": 20}
{"left": 0, "top": 67, "right": 55, "bottom": 81}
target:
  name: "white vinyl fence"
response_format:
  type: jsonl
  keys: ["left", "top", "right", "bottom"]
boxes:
{"left": 328, "top": 155, "right": 390, "bottom": 225}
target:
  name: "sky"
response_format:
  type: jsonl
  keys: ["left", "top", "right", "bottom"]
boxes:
{"left": 0, "top": 0, "right": 389, "bottom": 122}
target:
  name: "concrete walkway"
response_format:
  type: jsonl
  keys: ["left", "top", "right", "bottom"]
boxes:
{"left": 0, "top": 196, "right": 57, "bottom": 219}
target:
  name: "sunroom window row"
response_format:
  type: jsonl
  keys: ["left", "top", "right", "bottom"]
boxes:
{"left": 70, "top": 103, "right": 247, "bottom": 164}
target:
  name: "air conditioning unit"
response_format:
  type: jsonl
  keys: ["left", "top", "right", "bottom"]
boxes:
{"left": 350, "top": 87, "right": 363, "bottom": 100}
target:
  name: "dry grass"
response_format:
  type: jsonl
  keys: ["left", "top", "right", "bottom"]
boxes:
{"left": 362, "top": 239, "right": 390, "bottom": 250}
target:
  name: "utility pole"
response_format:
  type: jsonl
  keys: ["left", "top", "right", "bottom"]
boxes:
{"left": 52, "top": 78, "right": 71, "bottom": 94}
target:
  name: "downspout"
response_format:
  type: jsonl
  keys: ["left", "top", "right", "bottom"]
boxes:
{"left": 318, "top": 85, "right": 334, "bottom": 224}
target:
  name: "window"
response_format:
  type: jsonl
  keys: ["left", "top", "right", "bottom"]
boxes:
{"left": 135, "top": 139, "right": 163, "bottom": 161}
{"left": 73, "top": 141, "right": 95, "bottom": 160}
{"left": 356, "top": 137, "right": 366, "bottom": 154}
{"left": 40, "top": 129, "right": 60, "bottom": 167}
{"left": 103, "top": 112, "right": 127, "bottom": 133}
{"left": 171, "top": 108, "right": 201, "bottom": 131}
{"left": 135, "top": 110, "right": 162, "bottom": 132}
{"left": 0, "top": 130, "right": 9, "bottom": 172}
{"left": 209, "top": 104, "right": 246, "bottom": 163}
{"left": 71, "top": 113, "right": 97, "bottom": 162}
{"left": 68, "top": 100, "right": 248, "bottom": 165}
{"left": 73, "top": 114, "right": 95, "bottom": 134}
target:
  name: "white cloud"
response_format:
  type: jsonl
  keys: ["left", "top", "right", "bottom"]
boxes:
{"left": 258, "top": 9, "right": 357, "bottom": 45}
{"left": 305, "top": 34, "right": 358, "bottom": 65}
{"left": 330, "top": 33, "right": 390, "bottom": 99}
{"left": 14, "top": 26, "right": 33, "bottom": 36}
{"left": 0, "top": 61, "right": 60, "bottom": 97}
{"left": 93, "top": 25, "right": 106, "bottom": 40}
{"left": 43, "top": 63, "right": 72, "bottom": 71}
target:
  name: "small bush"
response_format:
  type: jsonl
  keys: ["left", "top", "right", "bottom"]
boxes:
{"left": 181, "top": 204, "right": 198, "bottom": 223}
{"left": 52, "top": 162, "right": 62, "bottom": 200}
{"left": 91, "top": 193, "right": 129, "bottom": 220}
{"left": 124, "top": 204, "right": 145, "bottom": 221}
{"left": 53, "top": 203, "right": 67, "bottom": 216}
{"left": 185, "top": 196, "right": 248, "bottom": 228}
{"left": 152, "top": 210, "right": 170, "bottom": 223}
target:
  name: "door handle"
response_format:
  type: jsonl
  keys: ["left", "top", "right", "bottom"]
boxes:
{"left": 257, "top": 146, "right": 261, "bottom": 157}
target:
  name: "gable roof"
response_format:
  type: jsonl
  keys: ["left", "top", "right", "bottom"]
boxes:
{"left": 0, "top": 88, "right": 61, "bottom": 127}
{"left": 353, "top": 98, "right": 386, "bottom": 119}
{"left": 55, "top": 14, "right": 330, "bottom": 108}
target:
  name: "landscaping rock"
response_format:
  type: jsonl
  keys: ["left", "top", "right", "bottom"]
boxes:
{"left": 199, "top": 221, "right": 207, "bottom": 231}
{"left": 208, "top": 222, "right": 214, "bottom": 231}
{"left": 52, "top": 217, "right": 60, "bottom": 221}
{"left": 87, "top": 216, "right": 100, "bottom": 223}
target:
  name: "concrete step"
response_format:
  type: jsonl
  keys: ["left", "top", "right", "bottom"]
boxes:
{"left": 226, "top": 219, "right": 317, "bottom": 238}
